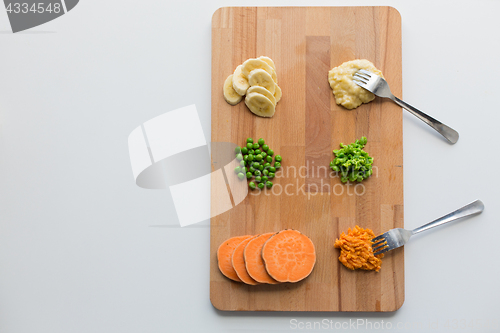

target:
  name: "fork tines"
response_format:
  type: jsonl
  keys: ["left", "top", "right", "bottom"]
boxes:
{"left": 371, "top": 234, "right": 389, "bottom": 256}
{"left": 353, "top": 69, "right": 373, "bottom": 85}
{"left": 357, "top": 69, "right": 374, "bottom": 76}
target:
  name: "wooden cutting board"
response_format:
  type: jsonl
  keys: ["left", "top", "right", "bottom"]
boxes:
{"left": 210, "top": 6, "right": 404, "bottom": 312}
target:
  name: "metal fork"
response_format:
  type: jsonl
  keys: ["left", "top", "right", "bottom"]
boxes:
{"left": 353, "top": 69, "right": 459, "bottom": 144}
{"left": 372, "top": 200, "right": 484, "bottom": 256}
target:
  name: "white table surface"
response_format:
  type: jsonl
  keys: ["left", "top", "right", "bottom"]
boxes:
{"left": 1, "top": 0, "right": 499, "bottom": 332}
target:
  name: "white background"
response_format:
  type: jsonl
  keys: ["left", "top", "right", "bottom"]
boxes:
{"left": 1, "top": 0, "right": 499, "bottom": 332}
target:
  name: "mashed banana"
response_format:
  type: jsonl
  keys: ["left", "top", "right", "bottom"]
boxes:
{"left": 328, "top": 59, "right": 384, "bottom": 110}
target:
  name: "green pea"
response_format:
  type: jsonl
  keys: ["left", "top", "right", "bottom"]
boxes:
{"left": 254, "top": 170, "right": 261, "bottom": 176}
{"left": 249, "top": 182, "right": 256, "bottom": 190}
{"left": 246, "top": 142, "right": 253, "bottom": 149}
{"left": 263, "top": 163, "right": 271, "bottom": 169}
{"left": 249, "top": 166, "right": 255, "bottom": 173}
{"left": 263, "top": 169, "right": 269, "bottom": 176}
{"left": 248, "top": 154, "right": 254, "bottom": 162}
{"left": 246, "top": 172, "right": 253, "bottom": 179}
{"left": 237, "top": 173, "right": 245, "bottom": 180}
{"left": 247, "top": 138, "right": 254, "bottom": 144}
{"left": 240, "top": 160, "right": 245, "bottom": 167}
{"left": 258, "top": 165, "right": 264, "bottom": 171}
{"left": 235, "top": 146, "right": 241, "bottom": 154}
{"left": 255, "top": 154, "right": 263, "bottom": 162}
{"left": 275, "top": 155, "right": 282, "bottom": 162}
{"left": 274, "top": 162, "right": 281, "bottom": 169}
{"left": 241, "top": 147, "right": 248, "bottom": 155}
{"left": 252, "top": 143, "right": 259, "bottom": 149}
{"left": 266, "top": 156, "right": 273, "bottom": 163}
{"left": 253, "top": 162, "right": 260, "bottom": 168}
{"left": 331, "top": 137, "right": 372, "bottom": 183}
{"left": 248, "top": 149, "right": 255, "bottom": 155}
{"left": 236, "top": 154, "right": 243, "bottom": 161}
{"left": 258, "top": 138, "right": 265, "bottom": 145}
{"left": 267, "top": 149, "right": 274, "bottom": 156}
{"left": 254, "top": 149, "right": 261, "bottom": 155}
{"left": 243, "top": 155, "right": 249, "bottom": 162}
{"left": 262, "top": 144, "right": 269, "bottom": 151}
{"left": 269, "top": 167, "right": 276, "bottom": 173}
{"left": 261, "top": 175, "right": 268, "bottom": 182}
{"left": 257, "top": 182, "right": 265, "bottom": 189}
{"left": 261, "top": 152, "right": 267, "bottom": 159}
{"left": 268, "top": 172, "right": 275, "bottom": 179}
{"left": 255, "top": 176, "right": 262, "bottom": 183}
{"left": 234, "top": 166, "right": 241, "bottom": 174}
{"left": 266, "top": 181, "right": 273, "bottom": 188}
{"left": 241, "top": 167, "right": 247, "bottom": 174}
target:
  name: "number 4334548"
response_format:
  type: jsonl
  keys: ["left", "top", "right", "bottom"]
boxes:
{"left": 6, "top": 3, "right": 62, "bottom": 14}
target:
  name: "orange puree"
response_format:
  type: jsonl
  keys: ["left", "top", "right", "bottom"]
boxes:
{"left": 334, "top": 226, "right": 383, "bottom": 272}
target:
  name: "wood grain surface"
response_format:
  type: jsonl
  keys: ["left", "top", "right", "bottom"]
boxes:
{"left": 211, "top": 6, "right": 403, "bottom": 312}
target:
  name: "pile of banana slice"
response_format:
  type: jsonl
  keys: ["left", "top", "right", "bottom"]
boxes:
{"left": 223, "top": 56, "right": 282, "bottom": 118}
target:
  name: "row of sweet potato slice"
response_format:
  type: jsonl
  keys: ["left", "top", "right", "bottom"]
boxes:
{"left": 217, "top": 229, "right": 316, "bottom": 284}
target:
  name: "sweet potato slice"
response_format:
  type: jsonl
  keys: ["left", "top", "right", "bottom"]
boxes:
{"left": 217, "top": 235, "right": 252, "bottom": 282}
{"left": 262, "top": 229, "right": 316, "bottom": 283}
{"left": 244, "top": 232, "right": 280, "bottom": 284}
{"left": 232, "top": 236, "right": 260, "bottom": 285}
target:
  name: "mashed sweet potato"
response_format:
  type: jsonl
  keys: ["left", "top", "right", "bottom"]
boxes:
{"left": 334, "top": 225, "right": 383, "bottom": 272}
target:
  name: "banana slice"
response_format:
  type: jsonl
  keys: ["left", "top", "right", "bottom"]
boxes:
{"left": 258, "top": 56, "right": 276, "bottom": 71}
{"left": 271, "top": 69, "right": 278, "bottom": 84}
{"left": 223, "top": 74, "right": 242, "bottom": 105}
{"left": 245, "top": 92, "right": 276, "bottom": 117}
{"left": 247, "top": 69, "right": 275, "bottom": 94}
{"left": 232, "top": 65, "right": 249, "bottom": 96}
{"left": 257, "top": 56, "right": 277, "bottom": 83}
{"left": 274, "top": 85, "right": 282, "bottom": 103}
{"left": 247, "top": 86, "right": 276, "bottom": 106}
{"left": 242, "top": 58, "right": 274, "bottom": 79}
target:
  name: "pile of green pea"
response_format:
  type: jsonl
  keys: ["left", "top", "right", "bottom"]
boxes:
{"left": 234, "top": 138, "right": 282, "bottom": 190}
{"left": 329, "top": 136, "right": 373, "bottom": 183}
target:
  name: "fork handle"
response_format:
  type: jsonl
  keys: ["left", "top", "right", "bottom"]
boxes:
{"left": 411, "top": 200, "right": 484, "bottom": 235}
{"left": 392, "top": 96, "right": 459, "bottom": 144}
